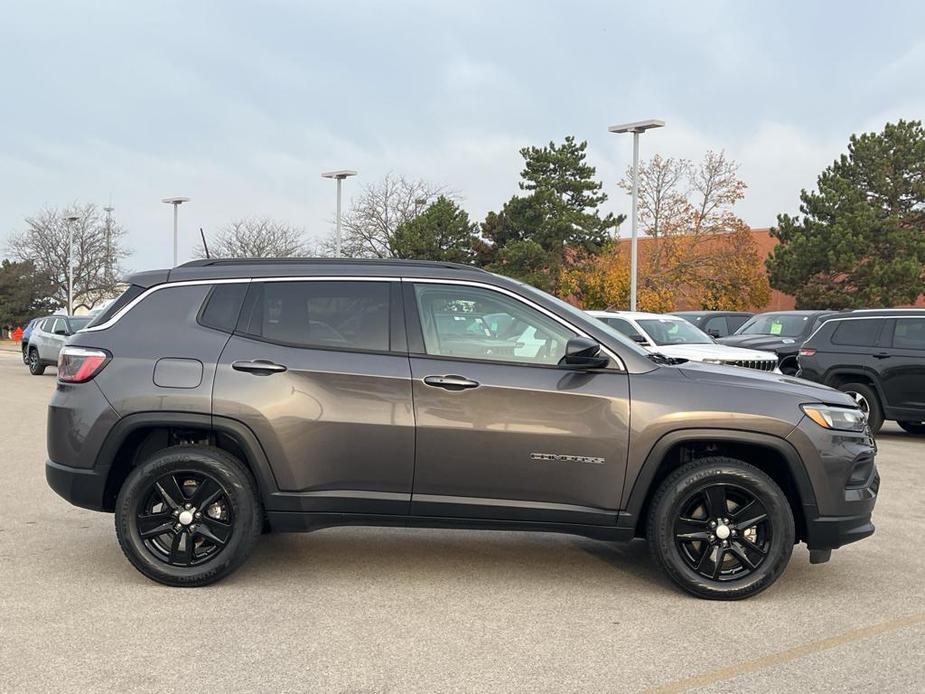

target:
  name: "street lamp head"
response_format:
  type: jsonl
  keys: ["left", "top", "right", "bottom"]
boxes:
{"left": 161, "top": 196, "right": 191, "bottom": 205}
{"left": 321, "top": 170, "right": 358, "bottom": 180}
{"left": 608, "top": 119, "right": 666, "bottom": 134}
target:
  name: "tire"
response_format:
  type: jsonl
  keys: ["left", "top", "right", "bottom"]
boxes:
{"left": 28, "top": 348, "right": 46, "bottom": 375}
{"left": 21, "top": 344, "right": 29, "bottom": 365}
{"left": 898, "top": 421, "right": 925, "bottom": 435}
{"left": 115, "top": 445, "right": 262, "bottom": 587}
{"left": 647, "top": 457, "right": 795, "bottom": 600}
{"left": 836, "top": 382, "right": 883, "bottom": 434}
{"left": 779, "top": 360, "right": 799, "bottom": 376}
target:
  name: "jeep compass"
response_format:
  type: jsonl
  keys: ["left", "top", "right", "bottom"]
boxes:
{"left": 46, "top": 259, "right": 879, "bottom": 599}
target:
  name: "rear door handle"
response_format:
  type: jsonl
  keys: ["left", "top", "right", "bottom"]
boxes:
{"left": 423, "top": 374, "right": 480, "bottom": 391}
{"left": 873, "top": 352, "right": 891, "bottom": 359}
{"left": 231, "top": 360, "right": 288, "bottom": 375}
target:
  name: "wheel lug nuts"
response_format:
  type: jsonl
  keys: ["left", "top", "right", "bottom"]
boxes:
{"left": 185, "top": 504, "right": 191, "bottom": 509}
{"left": 709, "top": 534, "right": 715, "bottom": 541}
{"left": 195, "top": 512, "right": 201, "bottom": 518}
{"left": 722, "top": 540, "right": 729, "bottom": 547}
{"left": 710, "top": 521, "right": 717, "bottom": 528}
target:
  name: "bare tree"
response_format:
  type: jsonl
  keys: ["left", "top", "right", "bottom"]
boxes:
{"left": 197, "top": 218, "right": 309, "bottom": 258}
{"left": 6, "top": 203, "right": 129, "bottom": 311}
{"left": 321, "top": 174, "right": 449, "bottom": 257}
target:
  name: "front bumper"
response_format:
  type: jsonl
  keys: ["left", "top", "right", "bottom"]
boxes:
{"left": 788, "top": 417, "right": 879, "bottom": 553}
{"left": 46, "top": 459, "right": 111, "bottom": 512}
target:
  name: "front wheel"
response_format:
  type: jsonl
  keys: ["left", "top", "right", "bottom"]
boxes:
{"left": 647, "top": 457, "right": 795, "bottom": 600}
{"left": 115, "top": 446, "right": 262, "bottom": 586}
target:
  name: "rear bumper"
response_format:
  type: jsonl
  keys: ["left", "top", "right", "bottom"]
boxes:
{"left": 46, "top": 459, "right": 110, "bottom": 512}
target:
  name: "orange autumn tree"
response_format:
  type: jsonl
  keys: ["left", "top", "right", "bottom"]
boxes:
{"left": 565, "top": 152, "right": 770, "bottom": 311}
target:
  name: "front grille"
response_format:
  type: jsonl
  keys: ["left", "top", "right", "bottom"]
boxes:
{"left": 723, "top": 359, "right": 777, "bottom": 372}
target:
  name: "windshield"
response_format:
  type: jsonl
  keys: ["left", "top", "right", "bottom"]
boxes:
{"left": 515, "top": 282, "right": 651, "bottom": 356}
{"left": 636, "top": 318, "right": 713, "bottom": 345}
{"left": 68, "top": 317, "right": 91, "bottom": 331}
{"left": 736, "top": 313, "right": 810, "bottom": 338}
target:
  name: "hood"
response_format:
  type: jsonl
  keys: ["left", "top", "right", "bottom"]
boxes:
{"left": 717, "top": 334, "right": 802, "bottom": 352}
{"left": 675, "top": 360, "right": 856, "bottom": 406}
{"left": 653, "top": 343, "right": 777, "bottom": 362}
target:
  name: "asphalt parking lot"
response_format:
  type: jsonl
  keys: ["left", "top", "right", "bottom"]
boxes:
{"left": 0, "top": 350, "right": 922, "bottom": 693}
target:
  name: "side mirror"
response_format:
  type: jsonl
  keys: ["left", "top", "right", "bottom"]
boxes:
{"left": 559, "top": 337, "right": 609, "bottom": 370}
{"left": 54, "top": 328, "right": 68, "bottom": 336}
{"left": 631, "top": 334, "right": 649, "bottom": 345}
{"left": 707, "top": 329, "right": 720, "bottom": 338}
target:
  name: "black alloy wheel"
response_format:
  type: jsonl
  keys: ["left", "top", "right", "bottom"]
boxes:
{"left": 648, "top": 457, "right": 794, "bottom": 600}
{"left": 673, "top": 483, "right": 771, "bottom": 582}
{"left": 135, "top": 471, "right": 235, "bottom": 567}
{"left": 115, "top": 446, "right": 261, "bottom": 586}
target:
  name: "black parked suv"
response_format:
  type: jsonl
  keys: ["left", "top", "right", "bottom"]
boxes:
{"left": 719, "top": 310, "right": 842, "bottom": 375}
{"left": 798, "top": 309, "right": 925, "bottom": 434}
{"left": 671, "top": 311, "right": 753, "bottom": 338}
{"left": 46, "top": 259, "right": 878, "bottom": 599}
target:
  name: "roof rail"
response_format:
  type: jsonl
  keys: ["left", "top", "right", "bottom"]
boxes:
{"left": 177, "top": 257, "right": 487, "bottom": 272}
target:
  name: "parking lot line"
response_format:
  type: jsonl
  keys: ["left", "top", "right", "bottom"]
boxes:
{"left": 646, "top": 612, "right": 925, "bottom": 693}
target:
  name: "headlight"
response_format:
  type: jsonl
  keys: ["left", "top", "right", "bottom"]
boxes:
{"left": 801, "top": 404, "right": 867, "bottom": 432}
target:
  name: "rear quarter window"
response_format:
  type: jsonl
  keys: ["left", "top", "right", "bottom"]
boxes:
{"left": 84, "top": 284, "right": 146, "bottom": 329}
{"left": 831, "top": 319, "right": 882, "bottom": 347}
{"left": 198, "top": 283, "right": 248, "bottom": 333}
{"left": 892, "top": 318, "right": 925, "bottom": 350}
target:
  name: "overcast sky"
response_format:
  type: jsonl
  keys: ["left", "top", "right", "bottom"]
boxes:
{"left": 2, "top": 1, "right": 923, "bottom": 269}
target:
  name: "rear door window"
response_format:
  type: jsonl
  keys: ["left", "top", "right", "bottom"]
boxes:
{"left": 727, "top": 315, "right": 750, "bottom": 332}
{"left": 602, "top": 317, "right": 644, "bottom": 341}
{"left": 240, "top": 281, "right": 391, "bottom": 352}
{"left": 892, "top": 318, "right": 925, "bottom": 350}
{"left": 831, "top": 319, "right": 882, "bottom": 347}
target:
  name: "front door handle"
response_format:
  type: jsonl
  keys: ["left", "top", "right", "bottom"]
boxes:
{"left": 873, "top": 352, "right": 891, "bottom": 359}
{"left": 423, "top": 374, "right": 480, "bottom": 391}
{"left": 231, "top": 360, "right": 288, "bottom": 375}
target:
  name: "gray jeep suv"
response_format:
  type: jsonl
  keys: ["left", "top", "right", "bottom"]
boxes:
{"left": 46, "top": 259, "right": 879, "bottom": 599}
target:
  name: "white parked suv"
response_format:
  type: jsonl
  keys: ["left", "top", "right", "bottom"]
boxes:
{"left": 588, "top": 311, "right": 780, "bottom": 372}
{"left": 26, "top": 315, "right": 91, "bottom": 375}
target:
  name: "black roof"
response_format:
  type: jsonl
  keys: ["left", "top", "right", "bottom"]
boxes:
{"left": 177, "top": 257, "right": 486, "bottom": 272}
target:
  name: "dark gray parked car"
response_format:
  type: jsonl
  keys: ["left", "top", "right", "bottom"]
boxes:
{"left": 46, "top": 259, "right": 879, "bottom": 599}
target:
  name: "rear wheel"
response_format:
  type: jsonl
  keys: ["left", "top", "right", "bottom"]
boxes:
{"left": 647, "top": 457, "right": 795, "bottom": 600}
{"left": 836, "top": 382, "right": 883, "bottom": 434}
{"left": 898, "top": 421, "right": 925, "bottom": 435}
{"left": 28, "top": 348, "right": 46, "bottom": 375}
{"left": 115, "top": 446, "right": 262, "bottom": 586}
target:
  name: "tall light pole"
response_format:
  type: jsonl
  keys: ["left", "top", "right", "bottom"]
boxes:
{"left": 103, "top": 203, "right": 114, "bottom": 282}
{"left": 161, "top": 196, "right": 191, "bottom": 266}
{"left": 321, "top": 170, "right": 357, "bottom": 256}
{"left": 65, "top": 214, "right": 80, "bottom": 315}
{"left": 608, "top": 119, "right": 665, "bottom": 311}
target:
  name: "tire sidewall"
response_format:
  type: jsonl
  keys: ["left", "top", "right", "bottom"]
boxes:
{"left": 115, "top": 447, "right": 261, "bottom": 586}
{"left": 650, "top": 459, "right": 795, "bottom": 600}
{"left": 28, "top": 349, "right": 44, "bottom": 375}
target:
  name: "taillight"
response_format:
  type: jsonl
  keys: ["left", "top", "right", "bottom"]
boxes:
{"left": 58, "top": 346, "right": 110, "bottom": 383}
{"left": 799, "top": 347, "right": 816, "bottom": 357}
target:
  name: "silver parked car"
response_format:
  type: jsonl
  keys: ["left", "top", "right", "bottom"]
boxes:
{"left": 26, "top": 315, "right": 91, "bottom": 375}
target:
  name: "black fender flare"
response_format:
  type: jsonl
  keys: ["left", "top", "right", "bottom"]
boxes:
{"left": 823, "top": 367, "right": 887, "bottom": 405}
{"left": 618, "top": 428, "right": 818, "bottom": 532}
{"left": 96, "top": 411, "right": 280, "bottom": 504}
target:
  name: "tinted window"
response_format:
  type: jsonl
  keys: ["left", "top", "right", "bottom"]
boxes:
{"left": 703, "top": 316, "right": 728, "bottom": 337}
{"left": 241, "top": 281, "right": 390, "bottom": 351}
{"left": 413, "top": 284, "right": 573, "bottom": 365}
{"left": 892, "top": 318, "right": 925, "bottom": 350}
{"left": 199, "top": 283, "right": 248, "bottom": 333}
{"left": 602, "top": 317, "right": 643, "bottom": 340}
{"left": 84, "top": 284, "right": 146, "bottom": 329}
{"left": 727, "top": 315, "right": 750, "bottom": 332}
{"left": 831, "top": 319, "right": 882, "bottom": 347}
